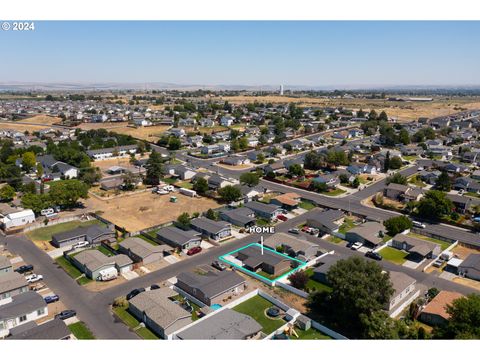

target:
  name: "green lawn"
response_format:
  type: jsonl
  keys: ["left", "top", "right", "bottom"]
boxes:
{"left": 96, "top": 246, "right": 115, "bottom": 257}
{"left": 26, "top": 220, "right": 104, "bottom": 242}
{"left": 466, "top": 192, "right": 480, "bottom": 199}
{"left": 233, "top": 295, "right": 286, "bottom": 335}
{"left": 327, "top": 236, "right": 344, "bottom": 244}
{"left": 299, "top": 200, "right": 316, "bottom": 210}
{"left": 292, "top": 327, "right": 332, "bottom": 340}
{"left": 68, "top": 322, "right": 95, "bottom": 339}
{"left": 408, "top": 175, "right": 427, "bottom": 188}
{"left": 378, "top": 247, "right": 409, "bottom": 265}
{"left": 177, "top": 181, "right": 193, "bottom": 190}
{"left": 409, "top": 233, "right": 452, "bottom": 251}
{"left": 304, "top": 268, "right": 333, "bottom": 293}
{"left": 257, "top": 270, "right": 279, "bottom": 281}
{"left": 256, "top": 218, "right": 271, "bottom": 226}
{"left": 338, "top": 217, "right": 356, "bottom": 234}
{"left": 138, "top": 234, "right": 159, "bottom": 246}
{"left": 321, "top": 188, "right": 346, "bottom": 197}
{"left": 402, "top": 155, "right": 418, "bottom": 162}
{"left": 161, "top": 177, "right": 177, "bottom": 185}
{"left": 172, "top": 295, "right": 201, "bottom": 321}
{"left": 55, "top": 256, "right": 92, "bottom": 285}
{"left": 112, "top": 305, "right": 160, "bottom": 339}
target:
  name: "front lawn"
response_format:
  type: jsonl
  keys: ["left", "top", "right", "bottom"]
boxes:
{"left": 378, "top": 247, "right": 408, "bottom": 265}
{"left": 338, "top": 217, "right": 356, "bottom": 234}
{"left": 408, "top": 175, "right": 427, "bottom": 188}
{"left": 112, "top": 305, "right": 160, "bottom": 339}
{"left": 256, "top": 218, "right": 271, "bottom": 226}
{"left": 55, "top": 256, "right": 92, "bottom": 285}
{"left": 299, "top": 200, "right": 316, "bottom": 210}
{"left": 233, "top": 295, "right": 286, "bottom": 335}
{"left": 68, "top": 321, "right": 95, "bottom": 339}
{"left": 321, "top": 188, "right": 346, "bottom": 197}
{"left": 26, "top": 220, "right": 104, "bottom": 242}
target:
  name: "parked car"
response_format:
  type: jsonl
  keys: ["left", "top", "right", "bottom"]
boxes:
{"left": 211, "top": 261, "right": 226, "bottom": 271}
{"left": 126, "top": 288, "right": 146, "bottom": 301}
{"left": 288, "top": 228, "right": 300, "bottom": 235}
{"left": 187, "top": 247, "right": 202, "bottom": 256}
{"left": 40, "top": 208, "right": 55, "bottom": 216}
{"left": 15, "top": 264, "right": 34, "bottom": 274}
{"left": 412, "top": 221, "right": 426, "bottom": 229}
{"left": 55, "top": 310, "right": 76, "bottom": 320}
{"left": 150, "top": 284, "right": 160, "bottom": 290}
{"left": 44, "top": 295, "right": 60, "bottom": 304}
{"left": 276, "top": 214, "right": 288, "bottom": 222}
{"left": 433, "top": 259, "right": 445, "bottom": 268}
{"left": 73, "top": 241, "right": 89, "bottom": 249}
{"left": 25, "top": 274, "right": 43, "bottom": 283}
{"left": 365, "top": 251, "right": 382, "bottom": 261}
{"left": 351, "top": 242, "right": 363, "bottom": 251}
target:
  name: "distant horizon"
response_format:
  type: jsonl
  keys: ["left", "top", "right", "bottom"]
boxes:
{"left": 1, "top": 21, "right": 480, "bottom": 87}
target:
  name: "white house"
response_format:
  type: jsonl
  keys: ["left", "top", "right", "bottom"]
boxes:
{"left": 220, "top": 116, "right": 235, "bottom": 127}
{"left": 1, "top": 209, "right": 35, "bottom": 230}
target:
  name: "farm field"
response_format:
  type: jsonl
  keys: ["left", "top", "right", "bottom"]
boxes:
{"left": 84, "top": 191, "right": 220, "bottom": 232}
{"left": 76, "top": 122, "right": 171, "bottom": 141}
{"left": 218, "top": 95, "right": 480, "bottom": 122}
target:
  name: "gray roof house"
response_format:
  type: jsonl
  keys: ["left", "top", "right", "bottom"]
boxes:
{"left": 128, "top": 287, "right": 192, "bottom": 339}
{"left": 263, "top": 233, "right": 319, "bottom": 261}
{"left": 190, "top": 217, "right": 232, "bottom": 241}
{"left": 175, "top": 309, "right": 262, "bottom": 340}
{"left": 118, "top": 237, "right": 171, "bottom": 265}
{"left": 156, "top": 226, "right": 202, "bottom": 250}
{"left": 235, "top": 245, "right": 293, "bottom": 277}
{"left": 0, "top": 272, "right": 29, "bottom": 306}
{"left": 244, "top": 201, "right": 282, "bottom": 220}
{"left": 175, "top": 270, "right": 246, "bottom": 306}
{"left": 306, "top": 209, "right": 344, "bottom": 234}
{"left": 7, "top": 318, "right": 71, "bottom": 340}
{"left": 0, "top": 255, "right": 13, "bottom": 276}
{"left": 387, "top": 271, "right": 417, "bottom": 312}
{"left": 219, "top": 207, "right": 256, "bottom": 228}
{"left": 458, "top": 254, "right": 480, "bottom": 281}
{"left": 72, "top": 249, "right": 133, "bottom": 280}
{"left": 391, "top": 234, "right": 441, "bottom": 260}
{"left": 51, "top": 224, "right": 115, "bottom": 248}
{"left": 345, "top": 222, "right": 386, "bottom": 248}
{"left": 0, "top": 291, "right": 48, "bottom": 338}
{"left": 312, "top": 254, "right": 348, "bottom": 285}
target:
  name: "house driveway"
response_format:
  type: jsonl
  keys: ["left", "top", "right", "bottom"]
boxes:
{"left": 403, "top": 259, "right": 426, "bottom": 269}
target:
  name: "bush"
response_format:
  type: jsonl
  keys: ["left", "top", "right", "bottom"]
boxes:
{"left": 288, "top": 270, "right": 309, "bottom": 290}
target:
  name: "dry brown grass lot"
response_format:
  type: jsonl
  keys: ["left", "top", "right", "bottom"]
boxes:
{"left": 84, "top": 191, "right": 220, "bottom": 232}
{"left": 218, "top": 95, "right": 480, "bottom": 122}
{"left": 0, "top": 121, "right": 52, "bottom": 133}
{"left": 76, "top": 122, "right": 171, "bottom": 141}
{"left": 20, "top": 115, "right": 62, "bottom": 125}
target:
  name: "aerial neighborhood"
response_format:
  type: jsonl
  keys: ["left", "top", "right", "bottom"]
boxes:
{"left": 1, "top": 89, "right": 480, "bottom": 341}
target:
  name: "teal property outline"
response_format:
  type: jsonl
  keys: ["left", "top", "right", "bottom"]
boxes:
{"left": 218, "top": 242, "right": 308, "bottom": 284}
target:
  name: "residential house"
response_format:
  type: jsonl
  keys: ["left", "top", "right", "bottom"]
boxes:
{"left": 128, "top": 287, "right": 192, "bottom": 339}
{"left": 0, "top": 291, "right": 48, "bottom": 338}
{"left": 0, "top": 272, "right": 29, "bottom": 306}
{"left": 1, "top": 209, "right": 35, "bottom": 230}
{"left": 165, "top": 165, "right": 197, "bottom": 180}
{"left": 312, "top": 174, "right": 339, "bottom": 189}
{"left": 51, "top": 224, "right": 115, "bottom": 248}
{"left": 387, "top": 271, "right": 417, "bottom": 312}
{"left": 72, "top": 250, "right": 133, "bottom": 280}
{"left": 219, "top": 207, "right": 256, "bottom": 228}
{"left": 453, "top": 177, "right": 480, "bottom": 194}
{"left": 244, "top": 201, "right": 282, "bottom": 221}
{"left": 175, "top": 309, "right": 262, "bottom": 340}
{"left": 175, "top": 270, "right": 246, "bottom": 306}
{"left": 312, "top": 254, "right": 347, "bottom": 285}
{"left": 190, "top": 217, "right": 231, "bottom": 241}
{"left": 458, "top": 254, "right": 480, "bottom": 281}
{"left": 0, "top": 255, "right": 13, "bottom": 276}
{"left": 419, "top": 291, "right": 464, "bottom": 326}
{"left": 118, "top": 237, "right": 171, "bottom": 265}
{"left": 86, "top": 145, "right": 137, "bottom": 160}
{"left": 384, "top": 183, "right": 423, "bottom": 203}
{"left": 37, "top": 154, "right": 78, "bottom": 179}
{"left": 221, "top": 156, "right": 250, "bottom": 166}
{"left": 239, "top": 185, "right": 264, "bottom": 203}
{"left": 235, "top": 245, "right": 293, "bottom": 277}
{"left": 264, "top": 233, "right": 319, "bottom": 261}
{"left": 391, "top": 234, "right": 441, "bottom": 260}
{"left": 156, "top": 226, "right": 202, "bottom": 251}
{"left": 208, "top": 174, "right": 239, "bottom": 190}
{"left": 7, "top": 318, "right": 71, "bottom": 340}
{"left": 345, "top": 222, "right": 386, "bottom": 248}
{"left": 446, "top": 193, "right": 472, "bottom": 214}
{"left": 270, "top": 192, "right": 301, "bottom": 211}
{"left": 306, "top": 209, "right": 344, "bottom": 235}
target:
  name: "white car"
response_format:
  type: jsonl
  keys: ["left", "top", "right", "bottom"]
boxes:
{"left": 351, "top": 242, "right": 363, "bottom": 251}
{"left": 73, "top": 241, "right": 89, "bottom": 249}
{"left": 412, "top": 221, "right": 426, "bottom": 229}
{"left": 25, "top": 274, "right": 43, "bottom": 283}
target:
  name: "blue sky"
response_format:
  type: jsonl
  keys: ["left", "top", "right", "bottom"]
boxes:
{"left": 1, "top": 21, "right": 480, "bottom": 87}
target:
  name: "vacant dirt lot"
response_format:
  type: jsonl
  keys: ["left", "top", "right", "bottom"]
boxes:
{"left": 219, "top": 95, "right": 480, "bottom": 122}
{"left": 21, "top": 115, "right": 62, "bottom": 125}
{"left": 0, "top": 121, "right": 52, "bottom": 133}
{"left": 84, "top": 191, "right": 220, "bottom": 232}
{"left": 453, "top": 245, "right": 480, "bottom": 260}
{"left": 76, "top": 122, "right": 171, "bottom": 141}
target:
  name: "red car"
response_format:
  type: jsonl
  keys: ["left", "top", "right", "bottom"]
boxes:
{"left": 276, "top": 214, "right": 288, "bottom": 221}
{"left": 187, "top": 246, "right": 202, "bottom": 256}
